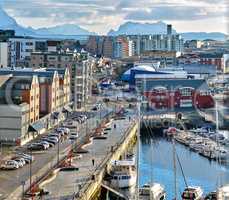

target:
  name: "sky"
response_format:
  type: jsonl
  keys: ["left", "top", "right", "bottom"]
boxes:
{"left": 0, "top": 0, "right": 228, "bottom": 34}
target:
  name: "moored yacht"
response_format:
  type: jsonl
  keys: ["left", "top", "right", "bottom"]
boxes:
{"left": 109, "top": 158, "right": 136, "bottom": 188}
{"left": 181, "top": 186, "right": 203, "bottom": 200}
{"left": 139, "top": 183, "right": 166, "bottom": 200}
{"left": 217, "top": 185, "right": 229, "bottom": 200}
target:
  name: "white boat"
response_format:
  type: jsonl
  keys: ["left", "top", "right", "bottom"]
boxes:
{"left": 110, "top": 157, "right": 136, "bottom": 188}
{"left": 139, "top": 183, "right": 166, "bottom": 200}
{"left": 215, "top": 147, "right": 229, "bottom": 160}
{"left": 110, "top": 171, "right": 136, "bottom": 188}
{"left": 181, "top": 186, "right": 203, "bottom": 200}
{"left": 217, "top": 185, "right": 229, "bottom": 200}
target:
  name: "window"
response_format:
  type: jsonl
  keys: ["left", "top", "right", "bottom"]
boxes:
{"left": 180, "top": 87, "right": 193, "bottom": 96}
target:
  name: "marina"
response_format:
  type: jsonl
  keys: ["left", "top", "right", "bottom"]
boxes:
{"left": 164, "top": 128, "right": 229, "bottom": 161}
{"left": 139, "top": 133, "right": 229, "bottom": 200}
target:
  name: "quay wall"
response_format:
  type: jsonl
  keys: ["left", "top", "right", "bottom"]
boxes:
{"left": 77, "top": 121, "right": 138, "bottom": 200}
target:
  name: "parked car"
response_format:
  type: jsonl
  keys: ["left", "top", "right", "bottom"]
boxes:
{"left": 1, "top": 160, "right": 19, "bottom": 170}
{"left": 55, "top": 130, "right": 65, "bottom": 137}
{"left": 16, "top": 153, "right": 34, "bottom": 162}
{"left": 39, "top": 141, "right": 51, "bottom": 149}
{"left": 15, "top": 156, "right": 30, "bottom": 164}
{"left": 79, "top": 115, "right": 87, "bottom": 120}
{"left": 27, "top": 143, "right": 46, "bottom": 151}
{"left": 42, "top": 137, "right": 58, "bottom": 145}
{"left": 69, "top": 133, "right": 79, "bottom": 140}
{"left": 103, "top": 98, "right": 110, "bottom": 102}
{"left": 40, "top": 139, "right": 55, "bottom": 147}
{"left": 13, "top": 157, "right": 26, "bottom": 166}
{"left": 56, "top": 127, "right": 70, "bottom": 135}
{"left": 48, "top": 136, "right": 59, "bottom": 142}
{"left": 49, "top": 133, "right": 61, "bottom": 139}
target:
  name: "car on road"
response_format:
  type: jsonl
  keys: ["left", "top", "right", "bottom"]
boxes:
{"left": 1, "top": 160, "right": 19, "bottom": 170}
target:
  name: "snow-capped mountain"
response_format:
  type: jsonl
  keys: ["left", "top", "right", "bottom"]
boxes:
{"left": 0, "top": 7, "right": 35, "bottom": 36}
{"left": 0, "top": 7, "right": 227, "bottom": 40}
{"left": 34, "top": 24, "right": 96, "bottom": 36}
{"left": 108, "top": 21, "right": 227, "bottom": 41}
{"left": 0, "top": 7, "right": 94, "bottom": 37}
{"left": 108, "top": 21, "right": 176, "bottom": 36}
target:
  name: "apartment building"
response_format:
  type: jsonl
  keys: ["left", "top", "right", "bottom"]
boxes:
{"left": 30, "top": 51, "right": 74, "bottom": 68}
{"left": 30, "top": 51, "right": 95, "bottom": 109}
{"left": 141, "top": 50, "right": 179, "bottom": 67}
{"left": 0, "top": 67, "right": 71, "bottom": 145}
{"left": 114, "top": 36, "right": 129, "bottom": 58}
{"left": 46, "top": 68, "right": 71, "bottom": 111}
{"left": 74, "top": 58, "right": 93, "bottom": 110}
{"left": 0, "top": 42, "right": 8, "bottom": 67}
{"left": 8, "top": 37, "right": 47, "bottom": 68}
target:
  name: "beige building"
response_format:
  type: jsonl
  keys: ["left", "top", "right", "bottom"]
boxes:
{"left": 0, "top": 67, "right": 71, "bottom": 145}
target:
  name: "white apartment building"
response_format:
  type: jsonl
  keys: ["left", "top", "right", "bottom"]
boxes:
{"left": 0, "top": 42, "right": 8, "bottom": 67}
{"left": 8, "top": 38, "right": 47, "bottom": 68}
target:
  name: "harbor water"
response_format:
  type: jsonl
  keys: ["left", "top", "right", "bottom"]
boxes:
{"left": 139, "top": 132, "right": 229, "bottom": 200}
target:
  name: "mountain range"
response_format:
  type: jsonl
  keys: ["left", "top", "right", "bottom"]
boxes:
{"left": 0, "top": 7, "right": 227, "bottom": 41}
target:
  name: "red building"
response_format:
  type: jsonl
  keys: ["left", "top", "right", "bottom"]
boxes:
{"left": 137, "top": 79, "right": 214, "bottom": 110}
{"left": 199, "top": 53, "right": 224, "bottom": 71}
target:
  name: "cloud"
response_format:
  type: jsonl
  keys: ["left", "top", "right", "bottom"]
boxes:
{"left": 125, "top": 6, "right": 225, "bottom": 21}
{"left": 1, "top": 0, "right": 228, "bottom": 34}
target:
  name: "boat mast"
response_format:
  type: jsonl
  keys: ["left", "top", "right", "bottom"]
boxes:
{"left": 150, "top": 138, "right": 154, "bottom": 187}
{"left": 136, "top": 96, "right": 141, "bottom": 200}
{"left": 172, "top": 137, "right": 177, "bottom": 200}
{"left": 216, "top": 101, "right": 219, "bottom": 132}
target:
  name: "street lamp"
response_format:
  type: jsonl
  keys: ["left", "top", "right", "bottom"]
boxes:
{"left": 21, "top": 180, "right": 25, "bottom": 199}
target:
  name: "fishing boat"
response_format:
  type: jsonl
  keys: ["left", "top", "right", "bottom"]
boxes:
{"left": 181, "top": 186, "right": 203, "bottom": 200}
{"left": 139, "top": 183, "right": 166, "bottom": 200}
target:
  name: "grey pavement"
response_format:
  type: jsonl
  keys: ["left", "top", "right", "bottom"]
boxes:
{"left": 40, "top": 116, "right": 134, "bottom": 200}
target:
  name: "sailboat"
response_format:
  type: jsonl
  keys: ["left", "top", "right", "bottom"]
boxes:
{"left": 138, "top": 138, "right": 166, "bottom": 200}
{"left": 181, "top": 187, "right": 204, "bottom": 200}
{"left": 171, "top": 128, "right": 204, "bottom": 200}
